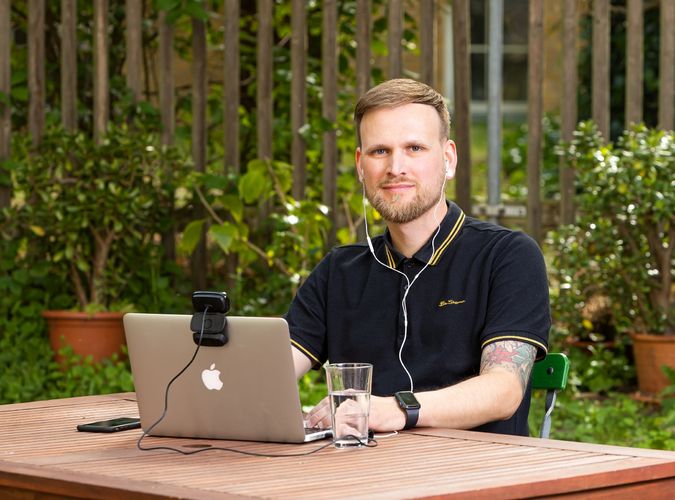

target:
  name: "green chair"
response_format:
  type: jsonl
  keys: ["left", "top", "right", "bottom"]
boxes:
{"left": 531, "top": 353, "right": 570, "bottom": 438}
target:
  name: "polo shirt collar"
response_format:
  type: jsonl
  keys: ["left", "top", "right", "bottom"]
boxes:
{"left": 382, "top": 201, "right": 466, "bottom": 268}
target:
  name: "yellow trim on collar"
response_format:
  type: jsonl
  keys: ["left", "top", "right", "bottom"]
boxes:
{"left": 481, "top": 336, "right": 548, "bottom": 357}
{"left": 291, "top": 339, "right": 320, "bottom": 365}
{"left": 429, "top": 210, "right": 466, "bottom": 266}
{"left": 385, "top": 245, "right": 396, "bottom": 268}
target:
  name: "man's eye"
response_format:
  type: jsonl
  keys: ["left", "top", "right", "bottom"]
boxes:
{"left": 373, "top": 149, "right": 386, "bottom": 155}
{"left": 410, "top": 145, "right": 423, "bottom": 152}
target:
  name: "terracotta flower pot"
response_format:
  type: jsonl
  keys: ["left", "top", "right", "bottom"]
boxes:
{"left": 631, "top": 332, "right": 675, "bottom": 395}
{"left": 42, "top": 310, "right": 126, "bottom": 364}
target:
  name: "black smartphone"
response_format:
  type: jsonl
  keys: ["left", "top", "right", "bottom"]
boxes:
{"left": 76, "top": 417, "right": 141, "bottom": 433}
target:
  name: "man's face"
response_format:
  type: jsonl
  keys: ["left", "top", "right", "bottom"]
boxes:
{"left": 355, "top": 103, "right": 456, "bottom": 224}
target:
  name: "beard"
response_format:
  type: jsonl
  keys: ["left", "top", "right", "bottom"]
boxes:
{"left": 365, "top": 170, "right": 446, "bottom": 224}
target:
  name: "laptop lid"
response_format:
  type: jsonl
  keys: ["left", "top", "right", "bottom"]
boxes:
{"left": 124, "top": 313, "right": 325, "bottom": 444}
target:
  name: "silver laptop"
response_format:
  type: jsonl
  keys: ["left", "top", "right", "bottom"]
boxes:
{"left": 124, "top": 313, "right": 331, "bottom": 443}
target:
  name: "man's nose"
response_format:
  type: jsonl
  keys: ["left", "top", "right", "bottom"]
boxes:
{"left": 388, "top": 150, "right": 407, "bottom": 176}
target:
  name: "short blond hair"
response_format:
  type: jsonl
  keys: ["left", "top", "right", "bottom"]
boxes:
{"left": 354, "top": 78, "right": 450, "bottom": 146}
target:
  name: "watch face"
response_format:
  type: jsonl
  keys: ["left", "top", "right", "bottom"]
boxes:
{"left": 396, "top": 391, "right": 419, "bottom": 407}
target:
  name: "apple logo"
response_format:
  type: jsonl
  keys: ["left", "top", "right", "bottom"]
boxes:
{"left": 201, "top": 363, "right": 223, "bottom": 391}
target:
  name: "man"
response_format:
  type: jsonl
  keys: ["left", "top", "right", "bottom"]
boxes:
{"left": 286, "top": 79, "right": 550, "bottom": 436}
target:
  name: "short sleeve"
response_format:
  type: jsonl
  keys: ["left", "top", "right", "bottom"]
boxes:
{"left": 284, "top": 253, "right": 332, "bottom": 369}
{"left": 480, "top": 232, "right": 550, "bottom": 359}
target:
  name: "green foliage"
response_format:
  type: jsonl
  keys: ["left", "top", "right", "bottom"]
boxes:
{"left": 179, "top": 159, "right": 331, "bottom": 313}
{"left": 501, "top": 114, "right": 562, "bottom": 201}
{"left": 0, "top": 235, "right": 64, "bottom": 403}
{"left": 298, "top": 370, "right": 328, "bottom": 409}
{"left": 6, "top": 123, "right": 191, "bottom": 310}
{"left": 565, "top": 341, "right": 635, "bottom": 394}
{"left": 528, "top": 389, "right": 675, "bottom": 450}
{"left": 549, "top": 122, "right": 674, "bottom": 336}
{"left": 44, "top": 348, "right": 135, "bottom": 399}
{"left": 0, "top": 211, "right": 181, "bottom": 404}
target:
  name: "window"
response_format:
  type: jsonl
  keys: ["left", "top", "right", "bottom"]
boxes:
{"left": 469, "top": 0, "right": 529, "bottom": 115}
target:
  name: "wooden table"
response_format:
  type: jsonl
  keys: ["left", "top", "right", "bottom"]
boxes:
{"left": 1, "top": 393, "right": 674, "bottom": 499}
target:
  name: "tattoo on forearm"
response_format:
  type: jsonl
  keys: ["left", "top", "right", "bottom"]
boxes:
{"left": 480, "top": 341, "right": 537, "bottom": 394}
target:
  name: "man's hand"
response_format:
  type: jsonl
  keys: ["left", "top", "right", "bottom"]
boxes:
{"left": 305, "top": 397, "right": 331, "bottom": 429}
{"left": 367, "top": 396, "right": 406, "bottom": 431}
{"left": 305, "top": 395, "right": 406, "bottom": 432}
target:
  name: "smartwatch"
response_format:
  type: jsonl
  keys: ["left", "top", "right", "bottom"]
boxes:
{"left": 394, "top": 391, "right": 420, "bottom": 430}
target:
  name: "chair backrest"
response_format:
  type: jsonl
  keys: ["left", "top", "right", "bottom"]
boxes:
{"left": 531, "top": 353, "right": 570, "bottom": 439}
{"left": 532, "top": 353, "right": 569, "bottom": 391}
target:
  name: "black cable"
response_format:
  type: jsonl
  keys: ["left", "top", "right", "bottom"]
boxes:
{"left": 136, "top": 307, "right": 377, "bottom": 457}
{"left": 137, "top": 305, "right": 210, "bottom": 452}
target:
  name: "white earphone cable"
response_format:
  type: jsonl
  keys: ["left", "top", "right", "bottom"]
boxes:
{"left": 362, "top": 167, "right": 448, "bottom": 392}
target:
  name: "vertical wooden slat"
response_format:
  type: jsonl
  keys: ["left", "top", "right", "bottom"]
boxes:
{"left": 61, "top": 0, "right": 77, "bottom": 131}
{"left": 356, "top": 0, "right": 371, "bottom": 97}
{"left": 223, "top": 0, "right": 240, "bottom": 289}
{"left": 0, "top": 0, "right": 10, "bottom": 208}
{"left": 257, "top": 0, "right": 273, "bottom": 162}
{"left": 158, "top": 10, "right": 175, "bottom": 262}
{"left": 28, "top": 0, "right": 45, "bottom": 146}
{"left": 158, "top": 11, "right": 175, "bottom": 147}
{"left": 192, "top": 19, "right": 207, "bottom": 173}
{"left": 93, "top": 0, "right": 109, "bottom": 144}
{"left": 192, "top": 18, "right": 208, "bottom": 290}
{"left": 560, "top": 0, "right": 577, "bottom": 224}
{"left": 659, "top": 0, "right": 674, "bottom": 130}
{"left": 291, "top": 0, "right": 307, "bottom": 199}
{"left": 526, "top": 0, "right": 544, "bottom": 243}
{"left": 125, "top": 0, "right": 143, "bottom": 102}
{"left": 224, "top": 0, "right": 240, "bottom": 173}
{"left": 322, "top": 0, "right": 338, "bottom": 247}
{"left": 625, "top": 0, "right": 643, "bottom": 126}
{"left": 420, "top": 0, "right": 434, "bottom": 85}
{"left": 592, "top": 0, "right": 610, "bottom": 139}
{"left": 452, "top": 0, "right": 471, "bottom": 215}
{"left": 387, "top": 0, "right": 403, "bottom": 78}
{"left": 486, "top": 0, "right": 503, "bottom": 224}
{"left": 626, "top": 0, "right": 640, "bottom": 126}
{"left": 355, "top": 0, "right": 370, "bottom": 243}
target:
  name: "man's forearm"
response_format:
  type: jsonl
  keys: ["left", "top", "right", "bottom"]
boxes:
{"left": 415, "top": 369, "right": 524, "bottom": 429}
{"left": 368, "top": 341, "right": 537, "bottom": 432}
{"left": 416, "top": 341, "right": 537, "bottom": 429}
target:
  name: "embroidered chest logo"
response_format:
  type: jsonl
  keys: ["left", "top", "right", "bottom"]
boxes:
{"left": 438, "top": 298, "right": 466, "bottom": 308}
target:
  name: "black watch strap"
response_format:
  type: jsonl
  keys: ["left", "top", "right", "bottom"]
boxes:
{"left": 402, "top": 406, "right": 419, "bottom": 430}
{"left": 395, "top": 391, "right": 420, "bottom": 430}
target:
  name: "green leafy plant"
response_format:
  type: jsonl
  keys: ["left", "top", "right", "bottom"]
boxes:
{"left": 502, "top": 114, "right": 562, "bottom": 201}
{"left": 529, "top": 389, "right": 675, "bottom": 450}
{"left": 44, "top": 347, "right": 135, "bottom": 399}
{"left": 7, "top": 123, "right": 190, "bottom": 311}
{"left": 179, "top": 158, "right": 331, "bottom": 308}
{"left": 549, "top": 122, "right": 674, "bottom": 337}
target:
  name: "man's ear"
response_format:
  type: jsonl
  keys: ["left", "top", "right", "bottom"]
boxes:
{"left": 355, "top": 148, "right": 364, "bottom": 182}
{"left": 443, "top": 140, "right": 458, "bottom": 179}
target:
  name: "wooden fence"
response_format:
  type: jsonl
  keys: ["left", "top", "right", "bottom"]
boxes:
{"left": 0, "top": 0, "right": 673, "bottom": 284}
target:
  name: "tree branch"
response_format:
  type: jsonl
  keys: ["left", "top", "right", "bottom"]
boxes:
{"left": 70, "top": 261, "right": 88, "bottom": 310}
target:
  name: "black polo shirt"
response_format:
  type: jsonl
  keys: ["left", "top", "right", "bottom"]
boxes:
{"left": 286, "top": 201, "right": 550, "bottom": 436}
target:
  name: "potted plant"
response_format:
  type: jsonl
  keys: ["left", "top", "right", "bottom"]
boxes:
{"left": 8, "top": 123, "right": 189, "bottom": 362}
{"left": 550, "top": 121, "right": 674, "bottom": 395}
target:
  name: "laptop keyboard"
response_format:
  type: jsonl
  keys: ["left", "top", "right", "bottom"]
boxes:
{"left": 304, "top": 426, "right": 325, "bottom": 435}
